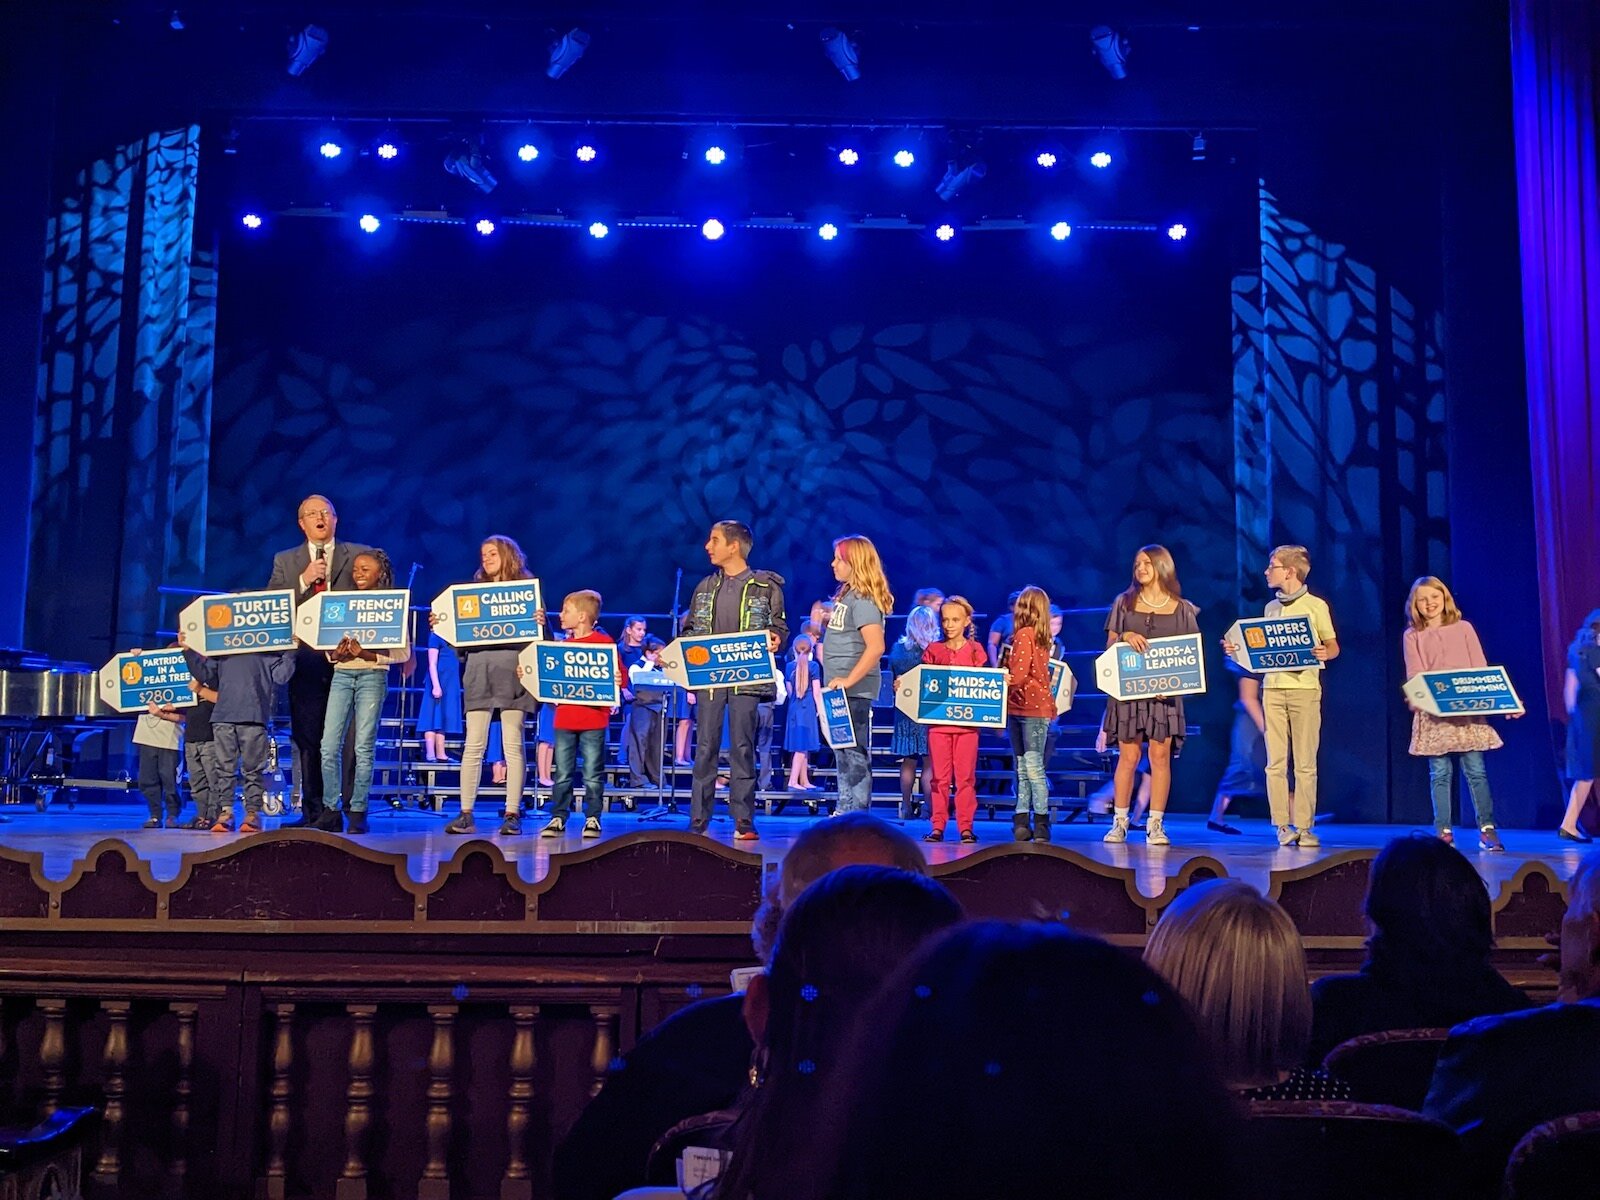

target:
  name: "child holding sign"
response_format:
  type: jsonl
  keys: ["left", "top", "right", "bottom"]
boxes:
{"left": 923, "top": 596, "right": 989, "bottom": 843}
{"left": 541, "top": 590, "right": 620, "bottom": 839}
{"left": 823, "top": 537, "right": 893, "bottom": 815}
{"left": 1102, "top": 545, "right": 1201, "bottom": 847}
{"left": 888, "top": 606, "right": 938, "bottom": 820}
{"left": 1007, "top": 587, "right": 1056, "bottom": 843}
{"left": 1402, "top": 577, "right": 1507, "bottom": 851}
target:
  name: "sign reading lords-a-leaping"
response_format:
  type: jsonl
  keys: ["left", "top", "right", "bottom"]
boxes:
{"left": 1095, "top": 633, "right": 1207, "bottom": 701}
{"left": 1404, "top": 667, "right": 1524, "bottom": 717}
{"left": 98, "top": 648, "right": 198, "bottom": 713}
{"left": 658, "top": 632, "right": 780, "bottom": 691}
{"left": 429, "top": 581, "right": 546, "bottom": 648}
{"left": 295, "top": 590, "right": 411, "bottom": 651}
{"left": 1048, "top": 658, "right": 1078, "bottom": 715}
{"left": 518, "top": 641, "right": 622, "bottom": 708}
{"left": 1225, "top": 613, "right": 1322, "bottom": 674}
{"left": 819, "top": 687, "right": 856, "bottom": 749}
{"left": 894, "top": 665, "right": 1009, "bottom": 730}
{"left": 178, "top": 589, "right": 297, "bottom": 656}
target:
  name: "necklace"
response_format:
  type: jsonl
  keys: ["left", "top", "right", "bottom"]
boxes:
{"left": 1139, "top": 591, "right": 1173, "bottom": 610}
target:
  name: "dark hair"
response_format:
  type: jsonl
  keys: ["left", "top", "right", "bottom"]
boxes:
{"left": 712, "top": 519, "right": 754, "bottom": 556}
{"left": 713, "top": 867, "right": 962, "bottom": 1200}
{"left": 1571, "top": 609, "right": 1600, "bottom": 655}
{"left": 354, "top": 548, "right": 394, "bottom": 589}
{"left": 799, "top": 923, "right": 1241, "bottom": 1200}
{"left": 641, "top": 635, "right": 665, "bottom": 653}
{"left": 1366, "top": 834, "right": 1494, "bottom": 974}
{"left": 622, "top": 614, "right": 647, "bottom": 630}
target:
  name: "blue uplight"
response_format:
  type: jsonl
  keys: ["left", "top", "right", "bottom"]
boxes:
{"left": 241, "top": 213, "right": 263, "bottom": 230}
{"left": 705, "top": 146, "right": 727, "bottom": 165}
{"left": 475, "top": 219, "right": 495, "bottom": 236}
{"left": 1167, "top": 223, "right": 1189, "bottom": 241}
{"left": 701, "top": 219, "right": 725, "bottom": 241}
{"left": 818, "top": 223, "right": 838, "bottom": 241}
{"left": 1036, "top": 152, "right": 1058, "bottom": 168}
{"left": 893, "top": 149, "right": 915, "bottom": 168}
{"left": 935, "top": 223, "right": 955, "bottom": 242}
{"left": 1090, "top": 151, "right": 1113, "bottom": 169}
{"left": 575, "top": 144, "right": 597, "bottom": 163}
{"left": 517, "top": 144, "right": 539, "bottom": 162}
{"left": 838, "top": 148, "right": 859, "bottom": 165}
{"left": 588, "top": 222, "right": 609, "bottom": 239}
{"left": 376, "top": 143, "right": 398, "bottom": 160}
{"left": 319, "top": 141, "right": 343, "bottom": 159}
{"left": 1050, "top": 222, "right": 1071, "bottom": 241}
{"left": 358, "top": 214, "right": 380, "bottom": 233}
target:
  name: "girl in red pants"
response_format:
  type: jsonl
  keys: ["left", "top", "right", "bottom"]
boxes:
{"left": 923, "top": 595, "right": 990, "bottom": 843}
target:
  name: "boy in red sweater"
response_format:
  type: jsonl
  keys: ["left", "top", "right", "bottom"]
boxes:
{"left": 540, "top": 590, "right": 622, "bottom": 839}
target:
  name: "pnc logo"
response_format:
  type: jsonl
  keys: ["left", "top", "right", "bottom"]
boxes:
{"left": 685, "top": 645, "right": 711, "bottom": 666}
{"left": 456, "top": 596, "right": 480, "bottom": 619}
{"left": 121, "top": 661, "right": 144, "bottom": 685}
{"left": 205, "top": 603, "right": 233, "bottom": 629}
{"left": 1244, "top": 628, "right": 1267, "bottom": 649}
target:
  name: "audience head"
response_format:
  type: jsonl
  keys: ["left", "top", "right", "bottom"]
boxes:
{"left": 750, "top": 813, "right": 925, "bottom": 963}
{"left": 1571, "top": 608, "right": 1600, "bottom": 654}
{"left": 1365, "top": 833, "right": 1494, "bottom": 976}
{"left": 1144, "top": 879, "right": 1309, "bottom": 1090}
{"left": 808, "top": 922, "right": 1240, "bottom": 1200}
{"left": 1560, "top": 849, "right": 1600, "bottom": 1003}
{"left": 900, "top": 604, "right": 939, "bottom": 651}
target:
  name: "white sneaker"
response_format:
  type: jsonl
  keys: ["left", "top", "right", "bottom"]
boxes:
{"left": 582, "top": 816, "right": 603, "bottom": 839}
{"left": 1296, "top": 827, "right": 1320, "bottom": 848}
{"left": 1103, "top": 815, "right": 1129, "bottom": 844}
{"left": 1276, "top": 824, "right": 1300, "bottom": 847}
{"left": 1146, "top": 816, "right": 1170, "bottom": 847}
{"left": 538, "top": 817, "right": 565, "bottom": 838}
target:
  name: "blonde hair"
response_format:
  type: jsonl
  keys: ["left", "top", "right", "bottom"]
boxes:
{"left": 1143, "top": 880, "right": 1311, "bottom": 1087}
{"left": 1406, "top": 576, "right": 1461, "bottom": 631}
{"left": 1271, "top": 545, "right": 1311, "bottom": 583}
{"left": 900, "top": 605, "right": 940, "bottom": 650}
{"left": 564, "top": 589, "right": 601, "bottom": 623}
{"left": 1122, "top": 544, "right": 1183, "bottom": 605}
{"left": 833, "top": 535, "right": 895, "bottom": 615}
{"left": 941, "top": 595, "right": 976, "bottom": 642}
{"left": 475, "top": 535, "right": 529, "bottom": 582}
{"left": 790, "top": 634, "right": 814, "bottom": 693}
{"left": 1013, "top": 586, "right": 1052, "bottom": 649}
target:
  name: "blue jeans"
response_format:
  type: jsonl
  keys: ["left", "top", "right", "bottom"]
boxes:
{"left": 1011, "top": 716, "right": 1050, "bottom": 814}
{"left": 835, "top": 695, "right": 876, "bottom": 814}
{"left": 321, "top": 669, "right": 387, "bottom": 812}
{"left": 1428, "top": 751, "right": 1495, "bottom": 831}
{"left": 552, "top": 727, "right": 607, "bottom": 820}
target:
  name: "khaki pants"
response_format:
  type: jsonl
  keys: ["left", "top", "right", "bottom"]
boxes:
{"left": 1265, "top": 688, "right": 1321, "bottom": 830}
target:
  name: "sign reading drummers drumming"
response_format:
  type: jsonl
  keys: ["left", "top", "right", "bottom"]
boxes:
{"left": 1225, "top": 613, "right": 1322, "bottom": 674}
{"left": 894, "top": 665, "right": 1009, "bottom": 729}
{"left": 518, "top": 641, "right": 622, "bottom": 707}
{"left": 296, "top": 589, "right": 411, "bottom": 651}
{"left": 429, "top": 580, "right": 546, "bottom": 648}
{"left": 1095, "top": 633, "right": 1207, "bottom": 700}
{"left": 1403, "top": 667, "right": 1524, "bottom": 717}
{"left": 658, "top": 632, "right": 780, "bottom": 691}
{"left": 98, "top": 648, "right": 198, "bottom": 713}
{"left": 178, "top": 589, "right": 297, "bottom": 656}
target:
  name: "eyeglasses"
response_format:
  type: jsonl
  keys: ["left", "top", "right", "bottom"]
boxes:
{"left": 300, "top": 508, "right": 333, "bottom": 521}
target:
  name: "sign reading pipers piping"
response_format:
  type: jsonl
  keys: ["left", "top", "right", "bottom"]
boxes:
{"left": 178, "top": 589, "right": 297, "bottom": 656}
{"left": 820, "top": 687, "right": 856, "bottom": 748}
{"left": 518, "top": 641, "right": 623, "bottom": 707}
{"left": 1403, "top": 667, "right": 1524, "bottom": 717}
{"left": 97, "top": 648, "right": 198, "bottom": 713}
{"left": 429, "top": 580, "right": 546, "bottom": 648}
{"left": 1048, "top": 659, "right": 1078, "bottom": 714}
{"left": 658, "top": 632, "right": 780, "bottom": 691}
{"left": 295, "top": 589, "right": 411, "bottom": 651}
{"left": 1225, "top": 613, "right": 1322, "bottom": 674}
{"left": 1095, "top": 633, "right": 1208, "bottom": 700}
{"left": 894, "top": 665, "right": 1009, "bottom": 730}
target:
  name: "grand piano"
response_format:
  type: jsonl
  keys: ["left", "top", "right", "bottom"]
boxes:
{"left": 0, "top": 648, "right": 123, "bottom": 810}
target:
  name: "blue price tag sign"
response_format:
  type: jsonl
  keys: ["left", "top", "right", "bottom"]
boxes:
{"left": 430, "top": 580, "right": 546, "bottom": 648}
{"left": 1095, "top": 633, "right": 1208, "bottom": 701}
{"left": 1048, "top": 659, "right": 1077, "bottom": 714}
{"left": 660, "top": 632, "right": 780, "bottom": 691}
{"left": 519, "top": 641, "right": 621, "bottom": 707}
{"left": 97, "top": 648, "right": 198, "bottom": 714}
{"left": 893, "top": 665, "right": 1009, "bottom": 729}
{"left": 295, "top": 589, "right": 411, "bottom": 651}
{"left": 178, "top": 588, "right": 298, "bottom": 656}
{"left": 1225, "top": 614, "right": 1322, "bottom": 673}
{"left": 1403, "top": 667, "right": 1523, "bottom": 717}
{"left": 820, "top": 687, "right": 856, "bottom": 749}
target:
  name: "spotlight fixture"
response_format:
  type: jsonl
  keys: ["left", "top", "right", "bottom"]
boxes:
{"left": 705, "top": 146, "right": 727, "bottom": 165}
{"left": 169, "top": 10, "right": 184, "bottom": 31}
{"left": 444, "top": 141, "right": 498, "bottom": 194}
{"left": 588, "top": 222, "right": 609, "bottom": 239}
{"left": 935, "top": 157, "right": 987, "bottom": 201}
{"left": 377, "top": 142, "right": 399, "bottom": 160}
{"left": 319, "top": 141, "right": 343, "bottom": 159}
{"left": 819, "top": 27, "right": 860, "bottom": 80}
{"left": 818, "top": 222, "right": 839, "bottom": 241}
{"left": 1167, "top": 223, "right": 1189, "bottom": 241}
{"left": 893, "top": 149, "right": 915, "bottom": 168}
{"left": 358, "top": 214, "right": 381, "bottom": 233}
{"left": 517, "top": 143, "right": 539, "bottom": 162}
{"left": 935, "top": 223, "right": 955, "bottom": 242}
{"left": 547, "top": 28, "right": 590, "bottom": 79}
{"left": 1089, "top": 150, "right": 1112, "bottom": 169}
{"left": 702, "top": 219, "right": 726, "bottom": 241}
{"left": 838, "top": 148, "right": 859, "bottom": 165}
{"left": 575, "top": 144, "right": 598, "bottom": 163}
{"left": 286, "top": 24, "right": 329, "bottom": 76}
{"left": 1036, "top": 152, "right": 1058, "bottom": 168}
{"left": 1050, "top": 222, "right": 1071, "bottom": 240}
{"left": 241, "top": 213, "right": 262, "bottom": 229}
{"left": 475, "top": 219, "right": 495, "bottom": 236}
{"left": 1191, "top": 133, "right": 1207, "bottom": 161}
{"left": 1090, "top": 25, "right": 1129, "bottom": 79}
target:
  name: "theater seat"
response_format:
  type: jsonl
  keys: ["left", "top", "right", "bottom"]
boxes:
{"left": 1502, "top": 1110, "right": 1600, "bottom": 1199}
{"left": 1243, "top": 1100, "right": 1464, "bottom": 1199}
{"left": 644, "top": 1109, "right": 739, "bottom": 1187}
{"left": 1322, "top": 1027, "right": 1452, "bottom": 1110}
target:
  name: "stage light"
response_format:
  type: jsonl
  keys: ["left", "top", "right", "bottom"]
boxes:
{"left": 169, "top": 10, "right": 184, "bottom": 31}
{"left": 516, "top": 144, "right": 539, "bottom": 163}
{"left": 1090, "top": 25, "right": 1129, "bottom": 79}
{"left": 818, "top": 223, "right": 838, "bottom": 241}
{"left": 820, "top": 27, "right": 860, "bottom": 81}
{"left": 547, "top": 28, "right": 590, "bottom": 79}
{"left": 444, "top": 142, "right": 498, "bottom": 194}
{"left": 475, "top": 219, "right": 495, "bottom": 236}
{"left": 1090, "top": 151, "right": 1112, "bottom": 169}
{"left": 935, "top": 158, "right": 987, "bottom": 201}
{"left": 377, "top": 142, "right": 398, "bottom": 160}
{"left": 287, "top": 24, "right": 329, "bottom": 76}
{"left": 1050, "top": 222, "right": 1071, "bottom": 240}
{"left": 319, "top": 141, "right": 343, "bottom": 159}
{"left": 893, "top": 149, "right": 915, "bottom": 168}
{"left": 702, "top": 219, "right": 725, "bottom": 241}
{"left": 935, "top": 223, "right": 955, "bottom": 242}
{"left": 1036, "top": 152, "right": 1058, "bottom": 168}
{"left": 838, "top": 148, "right": 859, "bottom": 165}
{"left": 576, "top": 144, "right": 597, "bottom": 163}
{"left": 241, "top": 213, "right": 262, "bottom": 230}
{"left": 1167, "top": 223, "right": 1189, "bottom": 241}
{"left": 588, "top": 222, "right": 609, "bottom": 239}
{"left": 358, "top": 214, "right": 381, "bottom": 234}
{"left": 1191, "top": 133, "right": 1207, "bottom": 161}
{"left": 705, "top": 146, "right": 727, "bottom": 165}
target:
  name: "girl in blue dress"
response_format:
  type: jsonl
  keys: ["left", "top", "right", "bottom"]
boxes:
{"left": 784, "top": 633, "right": 821, "bottom": 790}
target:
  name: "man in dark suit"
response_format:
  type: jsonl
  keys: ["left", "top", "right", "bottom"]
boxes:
{"left": 267, "top": 495, "right": 370, "bottom": 827}
{"left": 1424, "top": 848, "right": 1600, "bottom": 1193}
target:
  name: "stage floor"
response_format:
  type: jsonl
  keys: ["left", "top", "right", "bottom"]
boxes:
{"left": 0, "top": 798, "right": 1586, "bottom": 900}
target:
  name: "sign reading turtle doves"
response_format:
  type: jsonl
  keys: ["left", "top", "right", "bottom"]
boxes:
{"left": 429, "top": 580, "right": 546, "bottom": 648}
{"left": 295, "top": 589, "right": 411, "bottom": 651}
{"left": 1224, "top": 613, "right": 1322, "bottom": 674}
{"left": 894, "top": 665, "right": 1010, "bottom": 730}
{"left": 1403, "top": 667, "right": 1524, "bottom": 717}
{"left": 97, "top": 649, "right": 198, "bottom": 713}
{"left": 657, "top": 632, "right": 780, "bottom": 691}
{"left": 1095, "top": 633, "right": 1208, "bottom": 701}
{"left": 518, "top": 641, "right": 623, "bottom": 707}
{"left": 178, "top": 589, "right": 297, "bottom": 656}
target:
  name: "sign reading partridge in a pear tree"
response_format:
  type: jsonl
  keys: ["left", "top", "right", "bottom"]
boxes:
{"left": 295, "top": 589, "right": 411, "bottom": 651}
{"left": 658, "top": 632, "right": 780, "bottom": 691}
{"left": 97, "top": 648, "right": 198, "bottom": 713}
{"left": 1403, "top": 667, "right": 1524, "bottom": 717}
{"left": 894, "top": 664, "right": 1009, "bottom": 730}
{"left": 1095, "top": 633, "right": 1207, "bottom": 701}
{"left": 429, "top": 580, "right": 546, "bottom": 648}
{"left": 178, "top": 589, "right": 297, "bottom": 656}
{"left": 518, "top": 640, "right": 623, "bottom": 708}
